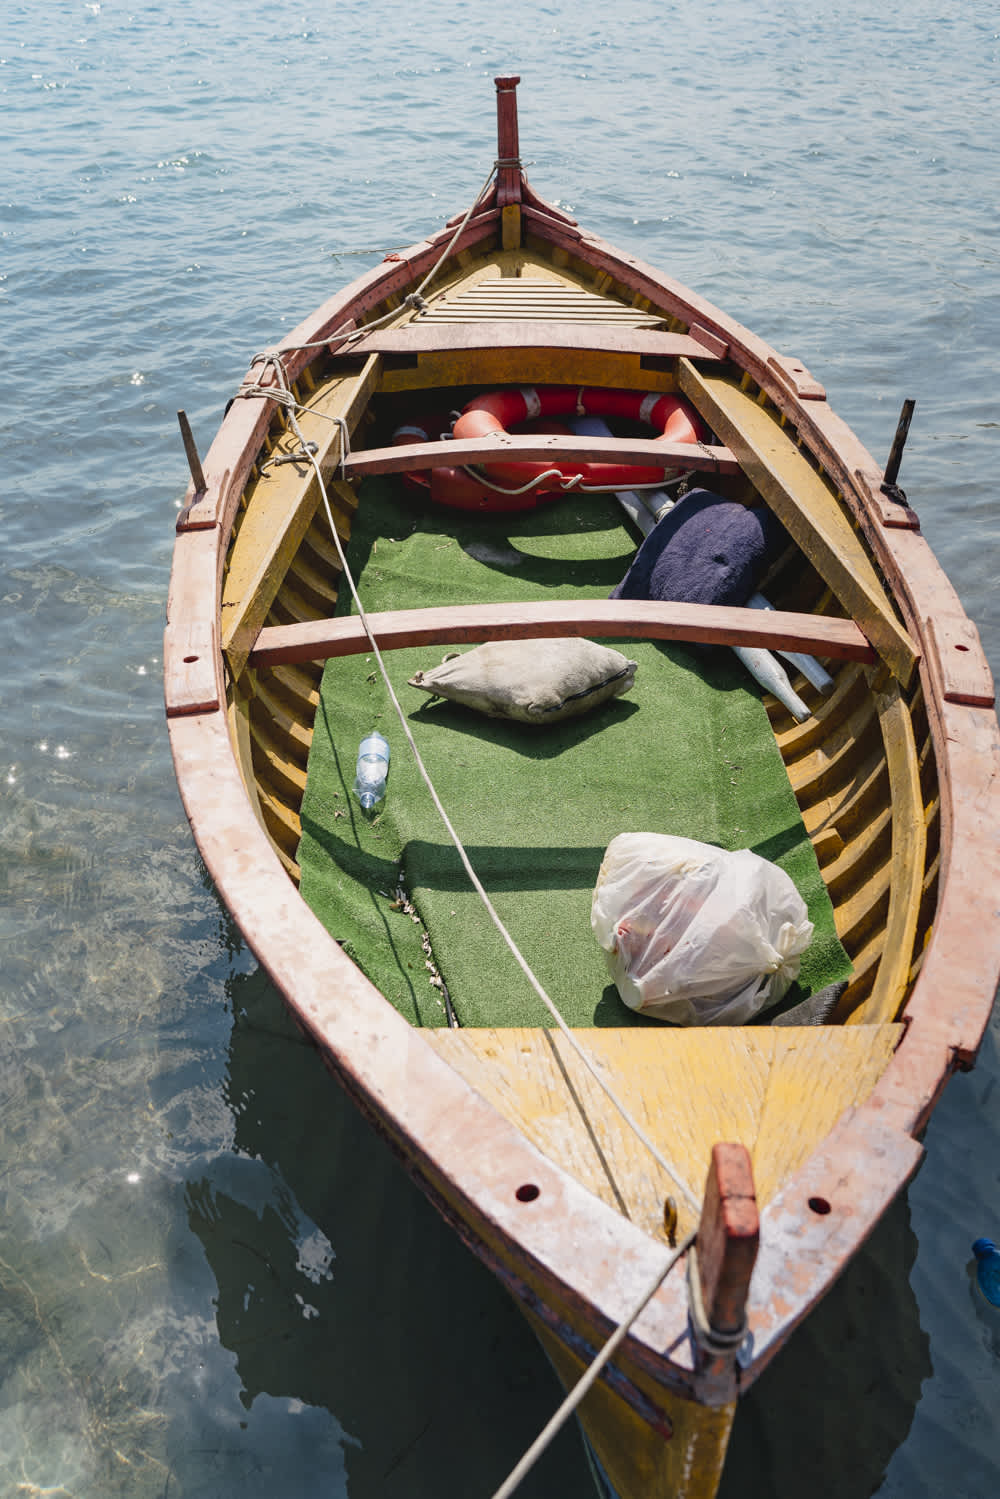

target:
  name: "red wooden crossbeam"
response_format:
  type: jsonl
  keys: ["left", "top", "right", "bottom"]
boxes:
{"left": 246, "top": 599, "right": 875, "bottom": 670}
{"left": 343, "top": 432, "right": 739, "bottom": 481}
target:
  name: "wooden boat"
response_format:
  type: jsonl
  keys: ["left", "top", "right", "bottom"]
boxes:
{"left": 165, "top": 77, "right": 1000, "bottom": 1497}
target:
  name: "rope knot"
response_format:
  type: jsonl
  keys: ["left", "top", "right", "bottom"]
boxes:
{"left": 404, "top": 292, "right": 428, "bottom": 313}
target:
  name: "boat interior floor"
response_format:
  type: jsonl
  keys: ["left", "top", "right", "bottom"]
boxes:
{"left": 297, "top": 477, "right": 853, "bottom": 1032}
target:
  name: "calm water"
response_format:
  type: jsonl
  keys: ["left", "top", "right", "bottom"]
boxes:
{"left": 2, "top": 2, "right": 999, "bottom": 1495}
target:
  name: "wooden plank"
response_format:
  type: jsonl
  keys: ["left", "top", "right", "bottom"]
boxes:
{"left": 164, "top": 528, "right": 222, "bottom": 717}
{"left": 219, "top": 356, "right": 378, "bottom": 680}
{"left": 247, "top": 599, "right": 876, "bottom": 669}
{"left": 846, "top": 682, "right": 926, "bottom": 1025}
{"left": 923, "top": 612, "right": 995, "bottom": 707}
{"left": 376, "top": 347, "right": 679, "bottom": 395}
{"left": 346, "top": 321, "right": 724, "bottom": 359}
{"left": 766, "top": 353, "right": 826, "bottom": 401}
{"left": 344, "top": 432, "right": 739, "bottom": 480}
{"left": 677, "top": 359, "right": 919, "bottom": 682}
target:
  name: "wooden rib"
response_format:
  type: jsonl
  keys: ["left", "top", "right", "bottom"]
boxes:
{"left": 424, "top": 1026, "right": 901, "bottom": 1242}
{"left": 677, "top": 360, "right": 918, "bottom": 682}
{"left": 772, "top": 663, "right": 868, "bottom": 761}
{"left": 247, "top": 600, "right": 875, "bottom": 670}
{"left": 257, "top": 778, "right": 302, "bottom": 855}
{"left": 783, "top": 694, "right": 883, "bottom": 810}
{"left": 343, "top": 432, "right": 740, "bottom": 481}
{"left": 801, "top": 751, "right": 888, "bottom": 848}
{"left": 227, "top": 692, "right": 267, "bottom": 831}
{"left": 820, "top": 804, "right": 893, "bottom": 905}
{"left": 249, "top": 713, "right": 308, "bottom": 802}
{"left": 252, "top": 674, "right": 315, "bottom": 758}
{"left": 845, "top": 681, "right": 927, "bottom": 1024}
{"left": 219, "top": 358, "right": 374, "bottom": 680}
{"left": 833, "top": 859, "right": 891, "bottom": 956}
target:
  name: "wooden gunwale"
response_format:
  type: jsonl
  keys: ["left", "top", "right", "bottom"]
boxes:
{"left": 164, "top": 98, "right": 1000, "bottom": 1457}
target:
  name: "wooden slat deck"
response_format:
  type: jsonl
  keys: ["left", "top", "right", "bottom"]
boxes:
{"left": 246, "top": 599, "right": 875, "bottom": 669}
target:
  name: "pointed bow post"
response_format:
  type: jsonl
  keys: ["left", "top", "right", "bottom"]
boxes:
{"left": 494, "top": 74, "right": 522, "bottom": 248}
{"left": 689, "top": 1143, "right": 759, "bottom": 1402}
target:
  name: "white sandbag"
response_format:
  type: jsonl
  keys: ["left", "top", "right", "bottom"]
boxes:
{"left": 408, "top": 637, "right": 637, "bottom": 725}
{"left": 591, "top": 832, "right": 813, "bottom": 1025}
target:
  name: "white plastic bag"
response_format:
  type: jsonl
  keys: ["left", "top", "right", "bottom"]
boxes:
{"left": 591, "top": 833, "right": 814, "bottom": 1025}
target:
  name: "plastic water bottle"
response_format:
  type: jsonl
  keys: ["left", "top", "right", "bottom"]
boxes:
{"left": 353, "top": 731, "right": 390, "bottom": 812}
{"left": 972, "top": 1238, "right": 1000, "bottom": 1306}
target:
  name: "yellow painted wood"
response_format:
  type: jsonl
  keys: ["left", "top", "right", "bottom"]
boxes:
{"left": 415, "top": 249, "right": 598, "bottom": 311}
{"left": 677, "top": 360, "right": 918, "bottom": 682}
{"left": 252, "top": 675, "right": 314, "bottom": 756}
{"left": 832, "top": 860, "right": 891, "bottom": 952}
{"left": 773, "top": 662, "right": 868, "bottom": 762}
{"left": 249, "top": 716, "right": 308, "bottom": 800}
{"left": 846, "top": 682, "right": 926, "bottom": 1024}
{"left": 528, "top": 1311, "right": 735, "bottom": 1499}
{"left": 424, "top": 1025, "right": 901, "bottom": 1242}
{"left": 220, "top": 357, "right": 376, "bottom": 680}
{"left": 227, "top": 686, "right": 267, "bottom": 830}
{"left": 821, "top": 803, "right": 893, "bottom": 903}
{"left": 377, "top": 348, "right": 676, "bottom": 395}
{"left": 257, "top": 778, "right": 301, "bottom": 853}
{"left": 501, "top": 203, "right": 521, "bottom": 249}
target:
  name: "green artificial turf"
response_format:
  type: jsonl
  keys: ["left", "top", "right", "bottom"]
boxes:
{"left": 298, "top": 479, "right": 852, "bottom": 1028}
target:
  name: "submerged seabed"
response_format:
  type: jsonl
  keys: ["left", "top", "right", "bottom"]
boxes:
{"left": 1, "top": 2, "right": 998, "bottom": 1495}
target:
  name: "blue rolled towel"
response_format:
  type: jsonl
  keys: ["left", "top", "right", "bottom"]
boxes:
{"left": 611, "top": 489, "right": 787, "bottom": 606}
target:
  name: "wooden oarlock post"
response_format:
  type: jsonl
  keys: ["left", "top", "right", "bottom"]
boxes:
{"left": 495, "top": 75, "right": 522, "bottom": 249}
{"left": 881, "top": 397, "right": 916, "bottom": 507}
{"left": 177, "top": 409, "right": 207, "bottom": 496}
{"left": 689, "top": 1144, "right": 759, "bottom": 1400}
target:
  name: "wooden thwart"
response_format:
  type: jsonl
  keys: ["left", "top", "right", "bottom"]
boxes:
{"left": 246, "top": 598, "right": 876, "bottom": 670}
{"left": 343, "top": 432, "right": 739, "bottom": 481}
{"left": 342, "top": 320, "right": 726, "bottom": 360}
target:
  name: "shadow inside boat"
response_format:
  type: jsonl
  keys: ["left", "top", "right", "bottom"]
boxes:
{"left": 407, "top": 692, "right": 641, "bottom": 753}
{"left": 185, "top": 958, "right": 931, "bottom": 1499}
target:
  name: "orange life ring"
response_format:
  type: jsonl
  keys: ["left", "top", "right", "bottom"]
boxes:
{"left": 392, "top": 385, "right": 705, "bottom": 513}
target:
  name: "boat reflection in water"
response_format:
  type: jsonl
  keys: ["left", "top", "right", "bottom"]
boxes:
{"left": 185, "top": 965, "right": 930, "bottom": 1499}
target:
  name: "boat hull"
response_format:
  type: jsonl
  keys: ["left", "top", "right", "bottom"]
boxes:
{"left": 165, "top": 77, "right": 1000, "bottom": 1498}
